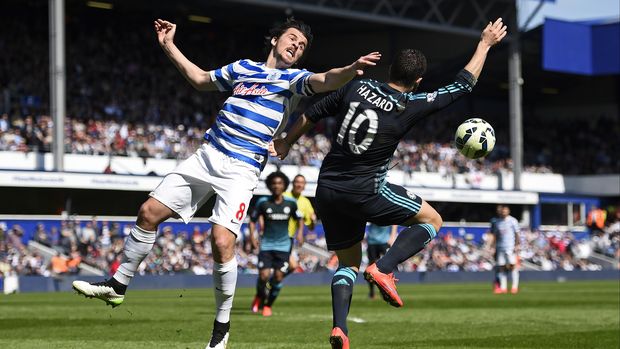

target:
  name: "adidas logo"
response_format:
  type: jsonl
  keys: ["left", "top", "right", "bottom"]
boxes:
{"left": 332, "top": 279, "right": 350, "bottom": 287}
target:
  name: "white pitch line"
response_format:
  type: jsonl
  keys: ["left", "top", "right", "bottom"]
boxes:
{"left": 349, "top": 317, "right": 366, "bottom": 323}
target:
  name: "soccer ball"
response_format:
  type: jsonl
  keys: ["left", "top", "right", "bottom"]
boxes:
{"left": 454, "top": 118, "right": 496, "bottom": 159}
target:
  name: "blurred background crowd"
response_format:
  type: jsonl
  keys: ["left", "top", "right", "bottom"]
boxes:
{"left": 1, "top": 211, "right": 618, "bottom": 278}
{"left": 1, "top": 2, "right": 618, "bottom": 176}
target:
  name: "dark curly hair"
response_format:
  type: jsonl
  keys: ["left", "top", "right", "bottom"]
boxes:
{"left": 264, "top": 18, "right": 313, "bottom": 63}
{"left": 265, "top": 171, "right": 290, "bottom": 190}
{"left": 389, "top": 49, "right": 427, "bottom": 88}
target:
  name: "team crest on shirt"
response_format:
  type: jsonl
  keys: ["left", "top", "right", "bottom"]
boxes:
{"left": 426, "top": 91, "right": 438, "bottom": 102}
{"left": 283, "top": 206, "right": 290, "bottom": 214}
{"left": 406, "top": 190, "right": 417, "bottom": 200}
{"left": 266, "top": 72, "right": 281, "bottom": 81}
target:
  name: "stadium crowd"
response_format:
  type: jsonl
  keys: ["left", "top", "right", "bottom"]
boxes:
{"left": 1, "top": 212, "right": 618, "bottom": 279}
{"left": 1, "top": 2, "right": 618, "bottom": 175}
{"left": 3, "top": 113, "right": 619, "bottom": 175}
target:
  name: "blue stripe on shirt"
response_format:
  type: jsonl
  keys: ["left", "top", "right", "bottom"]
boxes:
{"left": 217, "top": 115, "right": 272, "bottom": 143}
{"left": 227, "top": 64, "right": 239, "bottom": 81}
{"left": 213, "top": 69, "right": 232, "bottom": 90}
{"left": 210, "top": 124, "right": 267, "bottom": 156}
{"left": 238, "top": 60, "right": 265, "bottom": 72}
{"left": 233, "top": 94, "right": 285, "bottom": 113}
{"left": 204, "top": 133, "right": 261, "bottom": 169}
{"left": 222, "top": 103, "right": 280, "bottom": 128}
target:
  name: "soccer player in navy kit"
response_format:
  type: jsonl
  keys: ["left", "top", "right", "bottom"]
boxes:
{"left": 272, "top": 18, "right": 507, "bottom": 349}
{"left": 249, "top": 171, "right": 303, "bottom": 316}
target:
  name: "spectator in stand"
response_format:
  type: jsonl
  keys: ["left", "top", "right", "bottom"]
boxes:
{"left": 587, "top": 205, "right": 607, "bottom": 234}
{"left": 33, "top": 223, "right": 52, "bottom": 247}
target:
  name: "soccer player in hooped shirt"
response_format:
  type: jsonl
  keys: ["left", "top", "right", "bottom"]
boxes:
{"left": 71, "top": 18, "right": 380, "bottom": 349}
{"left": 271, "top": 18, "right": 507, "bottom": 349}
{"left": 491, "top": 205, "right": 521, "bottom": 294}
{"left": 249, "top": 172, "right": 303, "bottom": 317}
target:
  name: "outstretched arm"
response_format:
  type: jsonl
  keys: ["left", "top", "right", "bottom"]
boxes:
{"left": 402, "top": 18, "right": 507, "bottom": 124}
{"left": 155, "top": 19, "right": 218, "bottom": 91}
{"left": 269, "top": 114, "right": 315, "bottom": 160}
{"left": 464, "top": 17, "right": 508, "bottom": 79}
{"left": 270, "top": 86, "right": 346, "bottom": 159}
{"left": 308, "top": 52, "right": 381, "bottom": 93}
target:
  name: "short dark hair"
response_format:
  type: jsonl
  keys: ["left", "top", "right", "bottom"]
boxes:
{"left": 389, "top": 49, "right": 427, "bottom": 88}
{"left": 265, "top": 171, "right": 290, "bottom": 189}
{"left": 264, "top": 18, "right": 313, "bottom": 62}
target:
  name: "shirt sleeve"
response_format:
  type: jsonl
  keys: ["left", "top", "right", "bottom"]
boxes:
{"left": 304, "top": 84, "right": 347, "bottom": 123}
{"left": 288, "top": 69, "right": 315, "bottom": 96}
{"left": 402, "top": 69, "right": 477, "bottom": 127}
{"left": 209, "top": 60, "right": 239, "bottom": 92}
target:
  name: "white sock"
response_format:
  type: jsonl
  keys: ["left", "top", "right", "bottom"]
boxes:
{"left": 499, "top": 271, "right": 508, "bottom": 290}
{"left": 511, "top": 269, "right": 520, "bottom": 289}
{"left": 213, "top": 258, "right": 238, "bottom": 324}
{"left": 113, "top": 225, "right": 157, "bottom": 285}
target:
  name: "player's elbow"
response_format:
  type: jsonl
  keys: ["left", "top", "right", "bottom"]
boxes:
{"left": 191, "top": 71, "right": 213, "bottom": 91}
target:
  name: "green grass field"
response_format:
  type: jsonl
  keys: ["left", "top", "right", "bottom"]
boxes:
{"left": 1, "top": 280, "right": 618, "bottom": 348}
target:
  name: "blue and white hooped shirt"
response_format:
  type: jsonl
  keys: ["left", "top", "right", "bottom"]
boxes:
{"left": 206, "top": 59, "right": 315, "bottom": 169}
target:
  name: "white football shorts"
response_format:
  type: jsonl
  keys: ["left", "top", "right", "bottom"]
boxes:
{"left": 496, "top": 250, "right": 517, "bottom": 266}
{"left": 150, "top": 142, "right": 260, "bottom": 236}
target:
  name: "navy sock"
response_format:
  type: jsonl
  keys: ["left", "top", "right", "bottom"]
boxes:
{"left": 265, "top": 279, "right": 283, "bottom": 306}
{"left": 376, "top": 224, "right": 437, "bottom": 274}
{"left": 331, "top": 266, "right": 357, "bottom": 335}
{"left": 256, "top": 278, "right": 268, "bottom": 304}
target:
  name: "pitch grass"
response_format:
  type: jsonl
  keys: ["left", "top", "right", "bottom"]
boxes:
{"left": 0, "top": 281, "right": 618, "bottom": 349}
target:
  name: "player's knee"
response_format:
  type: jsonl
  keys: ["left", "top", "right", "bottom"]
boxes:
{"left": 430, "top": 211, "right": 443, "bottom": 233}
{"left": 137, "top": 201, "right": 162, "bottom": 230}
{"left": 211, "top": 234, "right": 235, "bottom": 257}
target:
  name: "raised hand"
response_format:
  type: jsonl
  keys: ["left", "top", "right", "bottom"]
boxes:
{"left": 481, "top": 18, "right": 508, "bottom": 47}
{"left": 154, "top": 19, "right": 177, "bottom": 47}
{"left": 351, "top": 51, "right": 382, "bottom": 76}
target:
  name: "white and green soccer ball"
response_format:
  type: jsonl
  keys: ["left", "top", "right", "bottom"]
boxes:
{"left": 454, "top": 118, "right": 496, "bottom": 159}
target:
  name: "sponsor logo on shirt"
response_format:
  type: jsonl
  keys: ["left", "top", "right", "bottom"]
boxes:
{"left": 233, "top": 83, "right": 269, "bottom": 96}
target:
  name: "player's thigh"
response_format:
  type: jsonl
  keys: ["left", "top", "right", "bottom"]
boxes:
{"left": 210, "top": 186, "right": 254, "bottom": 237}
{"left": 505, "top": 251, "right": 517, "bottom": 269}
{"left": 271, "top": 251, "right": 290, "bottom": 275}
{"left": 149, "top": 154, "right": 216, "bottom": 224}
{"left": 364, "top": 183, "right": 424, "bottom": 226}
{"left": 335, "top": 241, "right": 363, "bottom": 270}
{"left": 496, "top": 251, "right": 508, "bottom": 267}
{"left": 258, "top": 251, "right": 274, "bottom": 271}
{"left": 315, "top": 186, "right": 367, "bottom": 251}
{"left": 205, "top": 145, "right": 260, "bottom": 237}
